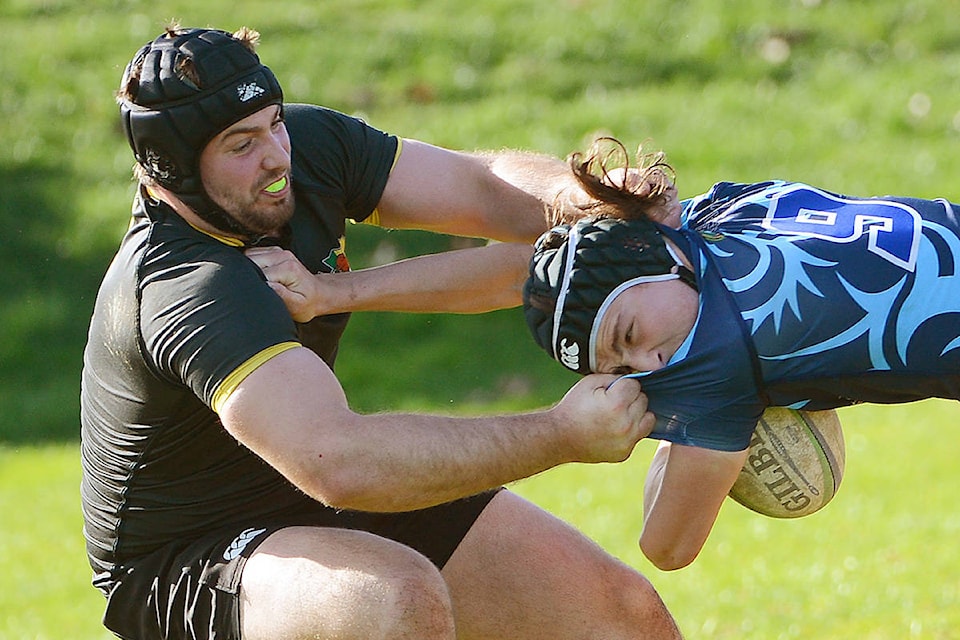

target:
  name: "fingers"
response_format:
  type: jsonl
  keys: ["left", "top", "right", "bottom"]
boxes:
{"left": 245, "top": 246, "right": 291, "bottom": 271}
{"left": 264, "top": 280, "right": 288, "bottom": 296}
{"left": 243, "top": 247, "right": 318, "bottom": 321}
{"left": 244, "top": 246, "right": 286, "bottom": 261}
{"left": 245, "top": 248, "right": 305, "bottom": 290}
{"left": 589, "top": 374, "right": 656, "bottom": 441}
{"left": 244, "top": 246, "right": 284, "bottom": 256}
{"left": 573, "top": 374, "right": 642, "bottom": 408}
{"left": 594, "top": 374, "right": 642, "bottom": 403}
{"left": 564, "top": 374, "right": 655, "bottom": 454}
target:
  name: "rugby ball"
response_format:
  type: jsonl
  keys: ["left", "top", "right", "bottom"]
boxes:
{"left": 729, "top": 407, "right": 845, "bottom": 519}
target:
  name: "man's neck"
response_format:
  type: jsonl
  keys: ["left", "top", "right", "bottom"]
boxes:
{"left": 145, "top": 184, "right": 249, "bottom": 245}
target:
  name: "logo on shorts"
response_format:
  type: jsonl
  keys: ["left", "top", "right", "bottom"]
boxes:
{"left": 223, "top": 527, "right": 268, "bottom": 561}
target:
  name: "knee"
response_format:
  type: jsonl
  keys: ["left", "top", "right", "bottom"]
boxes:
{"left": 281, "top": 563, "right": 455, "bottom": 640}
{"left": 603, "top": 564, "right": 682, "bottom": 639}
{"left": 373, "top": 553, "right": 456, "bottom": 638}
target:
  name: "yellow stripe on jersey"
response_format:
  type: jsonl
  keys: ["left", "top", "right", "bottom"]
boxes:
{"left": 362, "top": 137, "right": 404, "bottom": 227}
{"left": 212, "top": 341, "right": 301, "bottom": 414}
{"left": 186, "top": 221, "right": 245, "bottom": 247}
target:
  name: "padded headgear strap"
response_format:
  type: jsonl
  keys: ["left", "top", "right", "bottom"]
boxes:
{"left": 119, "top": 28, "right": 283, "bottom": 237}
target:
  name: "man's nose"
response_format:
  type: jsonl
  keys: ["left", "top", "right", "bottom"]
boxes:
{"left": 626, "top": 350, "right": 663, "bottom": 373}
{"left": 262, "top": 133, "right": 290, "bottom": 170}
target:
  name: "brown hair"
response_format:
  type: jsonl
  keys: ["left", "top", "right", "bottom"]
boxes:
{"left": 567, "top": 137, "right": 675, "bottom": 221}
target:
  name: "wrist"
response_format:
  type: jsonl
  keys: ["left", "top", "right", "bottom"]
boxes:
{"left": 314, "top": 271, "right": 355, "bottom": 316}
{"left": 540, "top": 405, "right": 582, "bottom": 464}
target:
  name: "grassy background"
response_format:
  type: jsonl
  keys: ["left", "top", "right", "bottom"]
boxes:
{"left": 5, "top": 402, "right": 960, "bottom": 639}
{"left": 2, "top": 0, "right": 960, "bottom": 637}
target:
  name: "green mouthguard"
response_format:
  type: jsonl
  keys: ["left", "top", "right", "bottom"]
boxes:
{"left": 265, "top": 177, "right": 286, "bottom": 193}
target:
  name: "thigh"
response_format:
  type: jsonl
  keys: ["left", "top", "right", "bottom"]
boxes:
{"left": 441, "top": 490, "right": 682, "bottom": 640}
{"left": 100, "top": 526, "right": 278, "bottom": 640}
{"left": 239, "top": 526, "right": 455, "bottom": 640}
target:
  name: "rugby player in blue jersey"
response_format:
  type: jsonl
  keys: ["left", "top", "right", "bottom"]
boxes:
{"left": 520, "top": 137, "right": 960, "bottom": 570}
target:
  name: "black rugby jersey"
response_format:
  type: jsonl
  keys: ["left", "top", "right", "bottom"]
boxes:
{"left": 80, "top": 104, "right": 398, "bottom": 584}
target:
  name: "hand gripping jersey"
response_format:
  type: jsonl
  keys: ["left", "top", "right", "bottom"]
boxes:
{"left": 628, "top": 181, "right": 960, "bottom": 451}
{"left": 80, "top": 104, "right": 398, "bottom": 587}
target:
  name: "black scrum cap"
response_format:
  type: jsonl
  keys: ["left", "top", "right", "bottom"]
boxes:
{"left": 523, "top": 216, "right": 696, "bottom": 374}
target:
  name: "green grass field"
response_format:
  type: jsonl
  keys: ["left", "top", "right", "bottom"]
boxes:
{"left": 3, "top": 401, "right": 959, "bottom": 639}
{"left": 3, "top": 0, "right": 960, "bottom": 637}
{"left": 519, "top": 401, "right": 960, "bottom": 639}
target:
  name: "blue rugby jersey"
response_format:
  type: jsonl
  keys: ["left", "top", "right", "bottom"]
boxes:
{"left": 627, "top": 181, "right": 960, "bottom": 451}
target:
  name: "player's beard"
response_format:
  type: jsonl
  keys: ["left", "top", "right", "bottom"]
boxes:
{"left": 208, "top": 178, "right": 295, "bottom": 238}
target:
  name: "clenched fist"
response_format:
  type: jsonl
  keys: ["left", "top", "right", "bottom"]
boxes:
{"left": 550, "top": 374, "right": 656, "bottom": 464}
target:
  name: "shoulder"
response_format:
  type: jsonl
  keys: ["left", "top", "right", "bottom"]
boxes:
{"left": 285, "top": 103, "right": 399, "bottom": 217}
{"left": 140, "top": 217, "right": 253, "bottom": 285}
{"left": 135, "top": 216, "right": 291, "bottom": 341}
{"left": 284, "top": 103, "right": 397, "bottom": 154}
{"left": 284, "top": 103, "right": 359, "bottom": 131}
{"left": 680, "top": 180, "right": 789, "bottom": 229}
{"left": 137, "top": 230, "right": 298, "bottom": 402}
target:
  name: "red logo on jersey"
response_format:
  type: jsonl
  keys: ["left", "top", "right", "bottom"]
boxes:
{"left": 322, "top": 236, "right": 350, "bottom": 273}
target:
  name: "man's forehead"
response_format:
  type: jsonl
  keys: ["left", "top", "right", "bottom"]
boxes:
{"left": 599, "top": 288, "right": 633, "bottom": 343}
{"left": 217, "top": 104, "right": 282, "bottom": 140}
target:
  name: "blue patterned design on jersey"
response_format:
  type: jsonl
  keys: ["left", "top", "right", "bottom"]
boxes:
{"left": 623, "top": 182, "right": 960, "bottom": 451}
{"left": 683, "top": 182, "right": 960, "bottom": 391}
{"left": 762, "top": 183, "right": 922, "bottom": 271}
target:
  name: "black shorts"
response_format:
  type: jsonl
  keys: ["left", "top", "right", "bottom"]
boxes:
{"left": 99, "top": 490, "right": 500, "bottom": 640}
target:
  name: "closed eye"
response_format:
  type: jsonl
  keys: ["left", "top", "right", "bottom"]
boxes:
{"left": 623, "top": 319, "right": 638, "bottom": 346}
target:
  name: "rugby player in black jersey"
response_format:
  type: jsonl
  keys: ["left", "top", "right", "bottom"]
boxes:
{"left": 80, "top": 25, "right": 681, "bottom": 640}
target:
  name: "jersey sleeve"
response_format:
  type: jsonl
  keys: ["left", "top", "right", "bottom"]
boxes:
{"left": 647, "top": 396, "right": 762, "bottom": 452}
{"left": 283, "top": 103, "right": 399, "bottom": 223}
{"left": 138, "top": 236, "right": 301, "bottom": 411}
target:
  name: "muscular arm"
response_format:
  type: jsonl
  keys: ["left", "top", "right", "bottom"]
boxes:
{"left": 219, "top": 347, "right": 655, "bottom": 513}
{"left": 246, "top": 142, "right": 588, "bottom": 320}
{"left": 375, "top": 139, "right": 585, "bottom": 241}
{"left": 246, "top": 242, "right": 532, "bottom": 322}
{"left": 640, "top": 440, "right": 748, "bottom": 571}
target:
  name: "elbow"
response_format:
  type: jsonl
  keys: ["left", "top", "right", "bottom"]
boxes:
{"left": 295, "top": 460, "right": 375, "bottom": 511}
{"left": 642, "top": 549, "right": 697, "bottom": 573}
{"left": 285, "top": 446, "right": 370, "bottom": 511}
{"left": 303, "top": 476, "right": 381, "bottom": 512}
{"left": 639, "top": 534, "right": 700, "bottom": 572}
{"left": 299, "top": 474, "right": 354, "bottom": 511}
